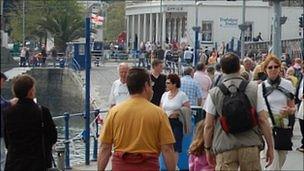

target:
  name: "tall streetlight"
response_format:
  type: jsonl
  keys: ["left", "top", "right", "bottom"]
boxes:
{"left": 22, "top": 0, "right": 25, "bottom": 45}
{"left": 193, "top": 0, "right": 201, "bottom": 66}
{"left": 239, "top": 0, "right": 248, "bottom": 59}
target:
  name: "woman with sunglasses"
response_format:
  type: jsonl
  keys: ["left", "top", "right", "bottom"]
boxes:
{"left": 160, "top": 73, "right": 190, "bottom": 166}
{"left": 257, "top": 54, "right": 296, "bottom": 170}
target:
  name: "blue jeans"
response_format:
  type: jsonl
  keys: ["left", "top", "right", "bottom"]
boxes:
{"left": 0, "top": 138, "right": 6, "bottom": 171}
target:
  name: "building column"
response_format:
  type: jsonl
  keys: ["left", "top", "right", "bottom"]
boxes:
{"left": 156, "top": 13, "right": 159, "bottom": 44}
{"left": 179, "top": 17, "right": 183, "bottom": 42}
{"left": 131, "top": 15, "right": 135, "bottom": 50}
{"left": 172, "top": 18, "right": 176, "bottom": 42}
{"left": 126, "top": 15, "right": 130, "bottom": 50}
{"left": 162, "top": 12, "right": 166, "bottom": 48}
{"left": 143, "top": 13, "right": 147, "bottom": 43}
{"left": 149, "top": 13, "right": 153, "bottom": 42}
{"left": 137, "top": 14, "right": 141, "bottom": 50}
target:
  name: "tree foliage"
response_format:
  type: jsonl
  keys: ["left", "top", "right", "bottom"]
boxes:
{"left": 6, "top": 0, "right": 85, "bottom": 52}
{"left": 104, "top": 1, "right": 125, "bottom": 42}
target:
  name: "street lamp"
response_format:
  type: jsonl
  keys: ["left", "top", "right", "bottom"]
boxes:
{"left": 192, "top": 0, "right": 202, "bottom": 66}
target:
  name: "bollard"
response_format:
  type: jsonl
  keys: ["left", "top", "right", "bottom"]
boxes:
{"left": 55, "top": 146, "right": 65, "bottom": 171}
{"left": 92, "top": 109, "right": 100, "bottom": 161}
{"left": 63, "top": 112, "right": 71, "bottom": 169}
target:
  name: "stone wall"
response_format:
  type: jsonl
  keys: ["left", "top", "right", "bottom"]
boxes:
{"left": 1, "top": 68, "right": 84, "bottom": 116}
{"left": 1, "top": 47, "right": 18, "bottom": 72}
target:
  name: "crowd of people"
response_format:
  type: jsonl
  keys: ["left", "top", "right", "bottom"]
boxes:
{"left": 1, "top": 43, "right": 303, "bottom": 170}
{"left": 98, "top": 49, "right": 303, "bottom": 170}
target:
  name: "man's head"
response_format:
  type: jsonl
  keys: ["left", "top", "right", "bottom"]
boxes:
{"left": 12, "top": 74, "right": 36, "bottom": 99}
{"left": 1, "top": 72, "right": 8, "bottom": 89}
{"left": 118, "top": 63, "right": 129, "bottom": 83}
{"left": 152, "top": 59, "right": 164, "bottom": 74}
{"left": 183, "top": 67, "right": 194, "bottom": 77}
{"left": 220, "top": 52, "right": 241, "bottom": 74}
{"left": 196, "top": 62, "right": 206, "bottom": 72}
{"left": 127, "top": 67, "right": 153, "bottom": 100}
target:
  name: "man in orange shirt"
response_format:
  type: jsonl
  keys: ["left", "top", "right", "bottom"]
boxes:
{"left": 98, "top": 67, "right": 176, "bottom": 171}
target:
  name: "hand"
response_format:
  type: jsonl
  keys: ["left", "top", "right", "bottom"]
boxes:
{"left": 205, "top": 151, "right": 216, "bottom": 167}
{"left": 10, "top": 98, "right": 18, "bottom": 106}
{"left": 265, "top": 147, "right": 274, "bottom": 168}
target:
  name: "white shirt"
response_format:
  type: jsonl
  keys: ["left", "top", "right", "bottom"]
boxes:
{"left": 108, "top": 79, "right": 129, "bottom": 106}
{"left": 257, "top": 78, "right": 295, "bottom": 116}
{"left": 161, "top": 90, "right": 189, "bottom": 117}
{"left": 296, "top": 78, "right": 304, "bottom": 119}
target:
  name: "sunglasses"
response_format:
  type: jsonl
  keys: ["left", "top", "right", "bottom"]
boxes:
{"left": 267, "top": 65, "right": 279, "bottom": 70}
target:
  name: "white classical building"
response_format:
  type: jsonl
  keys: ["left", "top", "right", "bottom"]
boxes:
{"left": 125, "top": 0, "right": 302, "bottom": 50}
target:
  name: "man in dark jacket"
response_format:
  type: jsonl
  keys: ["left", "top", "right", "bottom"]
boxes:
{"left": 3, "top": 74, "right": 57, "bottom": 171}
{"left": 1, "top": 72, "right": 18, "bottom": 171}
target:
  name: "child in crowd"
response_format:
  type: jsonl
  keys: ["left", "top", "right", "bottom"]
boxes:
{"left": 188, "top": 120, "right": 215, "bottom": 171}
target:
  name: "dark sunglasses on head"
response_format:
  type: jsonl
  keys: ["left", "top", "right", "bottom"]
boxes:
{"left": 267, "top": 65, "right": 279, "bottom": 70}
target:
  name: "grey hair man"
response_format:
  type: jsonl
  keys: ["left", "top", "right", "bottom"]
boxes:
{"left": 108, "top": 63, "right": 130, "bottom": 108}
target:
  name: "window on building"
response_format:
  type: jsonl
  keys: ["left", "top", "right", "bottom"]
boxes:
{"left": 244, "top": 22, "right": 253, "bottom": 42}
{"left": 201, "top": 21, "right": 213, "bottom": 42}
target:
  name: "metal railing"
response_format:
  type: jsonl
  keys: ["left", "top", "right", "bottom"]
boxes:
{"left": 72, "top": 58, "right": 82, "bottom": 71}
{"left": 51, "top": 106, "right": 205, "bottom": 169}
{"left": 52, "top": 109, "right": 108, "bottom": 169}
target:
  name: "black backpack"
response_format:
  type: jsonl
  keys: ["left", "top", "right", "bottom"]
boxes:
{"left": 218, "top": 80, "right": 258, "bottom": 134}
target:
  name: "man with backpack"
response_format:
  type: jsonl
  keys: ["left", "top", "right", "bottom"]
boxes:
{"left": 203, "top": 52, "right": 274, "bottom": 170}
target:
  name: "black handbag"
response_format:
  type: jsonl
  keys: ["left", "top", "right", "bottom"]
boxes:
{"left": 262, "top": 82, "right": 293, "bottom": 151}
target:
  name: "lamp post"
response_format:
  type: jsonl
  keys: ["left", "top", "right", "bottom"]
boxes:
{"left": 272, "top": 0, "right": 285, "bottom": 58}
{"left": 84, "top": 1, "right": 92, "bottom": 165}
{"left": 238, "top": 0, "right": 248, "bottom": 59}
{"left": 192, "top": 0, "right": 201, "bottom": 66}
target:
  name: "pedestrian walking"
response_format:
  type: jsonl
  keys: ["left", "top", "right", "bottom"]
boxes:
{"left": 160, "top": 74, "right": 190, "bottom": 166}
{"left": 98, "top": 67, "right": 176, "bottom": 171}
{"left": 108, "top": 63, "right": 130, "bottom": 108}
{"left": 188, "top": 120, "right": 214, "bottom": 171}
{"left": 19, "top": 47, "right": 26, "bottom": 67}
{"left": 3, "top": 74, "right": 57, "bottom": 171}
{"left": 150, "top": 59, "right": 166, "bottom": 106}
{"left": 204, "top": 52, "right": 274, "bottom": 170}
{"left": 0, "top": 73, "right": 18, "bottom": 171}
{"left": 180, "top": 67, "right": 203, "bottom": 106}
{"left": 295, "top": 62, "right": 304, "bottom": 153}
{"left": 258, "top": 54, "right": 296, "bottom": 170}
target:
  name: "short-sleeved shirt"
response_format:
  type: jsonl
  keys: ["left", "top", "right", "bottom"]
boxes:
{"left": 100, "top": 97, "right": 175, "bottom": 154}
{"left": 161, "top": 90, "right": 189, "bottom": 117}
{"left": 108, "top": 79, "right": 129, "bottom": 106}
{"left": 180, "top": 75, "right": 203, "bottom": 106}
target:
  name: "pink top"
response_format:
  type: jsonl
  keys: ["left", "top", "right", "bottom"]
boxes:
{"left": 193, "top": 71, "right": 212, "bottom": 105}
{"left": 189, "top": 153, "right": 215, "bottom": 171}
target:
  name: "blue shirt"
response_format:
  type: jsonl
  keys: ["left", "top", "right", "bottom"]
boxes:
{"left": 180, "top": 75, "right": 203, "bottom": 106}
{"left": 1, "top": 96, "right": 10, "bottom": 137}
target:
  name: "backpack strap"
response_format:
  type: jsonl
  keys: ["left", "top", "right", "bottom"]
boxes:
{"left": 238, "top": 80, "right": 249, "bottom": 92}
{"left": 262, "top": 82, "right": 276, "bottom": 126}
{"left": 218, "top": 83, "right": 230, "bottom": 95}
{"left": 276, "top": 86, "right": 294, "bottom": 100}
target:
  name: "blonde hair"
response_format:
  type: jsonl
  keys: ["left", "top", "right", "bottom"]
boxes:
{"left": 189, "top": 120, "right": 205, "bottom": 156}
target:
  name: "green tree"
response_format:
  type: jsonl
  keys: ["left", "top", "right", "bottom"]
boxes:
{"left": 7, "top": 0, "right": 85, "bottom": 52}
{"left": 104, "top": 1, "right": 125, "bottom": 42}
